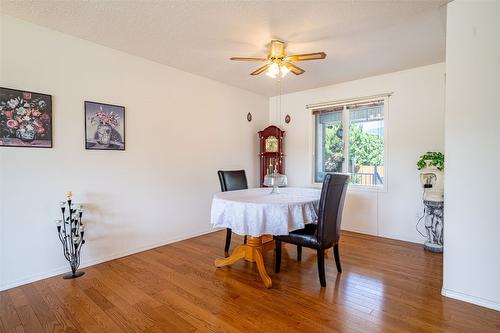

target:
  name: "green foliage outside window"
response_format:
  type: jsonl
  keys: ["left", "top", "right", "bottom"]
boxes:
{"left": 323, "top": 123, "right": 384, "bottom": 172}
{"left": 324, "top": 124, "right": 344, "bottom": 172}
{"left": 349, "top": 124, "right": 384, "bottom": 167}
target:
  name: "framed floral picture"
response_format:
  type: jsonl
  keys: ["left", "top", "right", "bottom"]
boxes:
{"left": 0, "top": 87, "right": 53, "bottom": 148}
{"left": 85, "top": 101, "right": 125, "bottom": 150}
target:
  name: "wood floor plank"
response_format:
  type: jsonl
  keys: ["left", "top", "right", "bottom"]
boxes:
{"left": 18, "top": 284, "right": 60, "bottom": 333}
{"left": 78, "top": 273, "right": 156, "bottom": 332}
{"left": 2, "top": 230, "right": 500, "bottom": 333}
{"left": 14, "top": 304, "right": 45, "bottom": 333}
{"left": 33, "top": 279, "right": 84, "bottom": 333}
{"left": 133, "top": 301, "right": 196, "bottom": 332}
{"left": 5, "top": 326, "right": 26, "bottom": 333}
{"left": 48, "top": 278, "right": 118, "bottom": 333}
{"left": 0, "top": 292, "right": 22, "bottom": 332}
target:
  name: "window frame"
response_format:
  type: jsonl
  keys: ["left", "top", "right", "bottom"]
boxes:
{"left": 310, "top": 96, "right": 389, "bottom": 192}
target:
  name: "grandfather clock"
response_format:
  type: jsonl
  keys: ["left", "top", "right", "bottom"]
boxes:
{"left": 259, "top": 125, "right": 285, "bottom": 187}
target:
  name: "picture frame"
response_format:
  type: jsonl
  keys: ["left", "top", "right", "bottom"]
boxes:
{"left": 0, "top": 87, "right": 53, "bottom": 148}
{"left": 84, "top": 101, "right": 125, "bottom": 151}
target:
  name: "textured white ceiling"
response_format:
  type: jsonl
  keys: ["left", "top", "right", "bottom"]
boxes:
{"left": 1, "top": 1, "right": 447, "bottom": 96}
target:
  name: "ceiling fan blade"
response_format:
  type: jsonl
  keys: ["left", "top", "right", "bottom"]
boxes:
{"left": 284, "top": 62, "right": 305, "bottom": 75}
{"left": 230, "top": 57, "right": 268, "bottom": 61}
{"left": 286, "top": 52, "right": 327, "bottom": 62}
{"left": 250, "top": 64, "right": 271, "bottom": 75}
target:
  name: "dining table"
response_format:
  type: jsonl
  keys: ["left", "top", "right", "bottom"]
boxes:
{"left": 211, "top": 187, "right": 321, "bottom": 288}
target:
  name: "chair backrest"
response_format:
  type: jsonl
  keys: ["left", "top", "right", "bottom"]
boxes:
{"left": 217, "top": 170, "right": 248, "bottom": 192}
{"left": 316, "top": 173, "right": 349, "bottom": 247}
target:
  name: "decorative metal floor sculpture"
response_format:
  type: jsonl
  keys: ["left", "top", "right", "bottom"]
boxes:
{"left": 56, "top": 192, "right": 86, "bottom": 279}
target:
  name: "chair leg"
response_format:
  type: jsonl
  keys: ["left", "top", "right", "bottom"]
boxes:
{"left": 244, "top": 235, "right": 247, "bottom": 244}
{"left": 224, "top": 228, "right": 232, "bottom": 257}
{"left": 297, "top": 245, "right": 302, "bottom": 261}
{"left": 317, "top": 249, "right": 326, "bottom": 287}
{"left": 333, "top": 243, "right": 342, "bottom": 273}
{"left": 275, "top": 239, "right": 282, "bottom": 273}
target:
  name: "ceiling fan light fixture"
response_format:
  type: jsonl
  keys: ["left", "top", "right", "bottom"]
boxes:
{"left": 280, "top": 64, "right": 290, "bottom": 77}
{"left": 265, "top": 62, "right": 290, "bottom": 79}
{"left": 266, "top": 71, "right": 277, "bottom": 79}
{"left": 266, "top": 62, "right": 280, "bottom": 78}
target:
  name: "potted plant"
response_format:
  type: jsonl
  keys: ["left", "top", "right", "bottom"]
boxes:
{"left": 417, "top": 152, "right": 444, "bottom": 171}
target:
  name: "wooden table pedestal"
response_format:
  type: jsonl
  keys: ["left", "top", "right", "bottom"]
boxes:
{"left": 214, "top": 235, "right": 274, "bottom": 288}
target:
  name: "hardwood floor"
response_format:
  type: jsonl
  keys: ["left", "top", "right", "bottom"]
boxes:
{"left": 1, "top": 231, "right": 499, "bottom": 333}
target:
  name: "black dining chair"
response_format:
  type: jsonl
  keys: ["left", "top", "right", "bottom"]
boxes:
{"left": 217, "top": 170, "right": 248, "bottom": 257}
{"left": 274, "top": 173, "right": 349, "bottom": 287}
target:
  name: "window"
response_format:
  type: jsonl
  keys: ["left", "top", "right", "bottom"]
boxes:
{"left": 313, "top": 98, "right": 385, "bottom": 188}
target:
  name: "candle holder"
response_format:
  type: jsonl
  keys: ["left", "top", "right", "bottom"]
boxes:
{"left": 263, "top": 164, "right": 287, "bottom": 194}
{"left": 56, "top": 192, "right": 86, "bottom": 279}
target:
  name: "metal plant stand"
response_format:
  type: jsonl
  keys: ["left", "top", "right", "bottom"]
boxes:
{"left": 56, "top": 192, "right": 86, "bottom": 279}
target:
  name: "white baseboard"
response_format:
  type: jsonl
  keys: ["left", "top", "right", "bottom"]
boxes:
{"left": 442, "top": 288, "right": 500, "bottom": 312}
{"left": 341, "top": 226, "right": 423, "bottom": 245}
{"left": 0, "top": 228, "right": 216, "bottom": 292}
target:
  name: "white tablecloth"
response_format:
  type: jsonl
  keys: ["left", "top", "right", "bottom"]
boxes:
{"left": 211, "top": 187, "right": 321, "bottom": 237}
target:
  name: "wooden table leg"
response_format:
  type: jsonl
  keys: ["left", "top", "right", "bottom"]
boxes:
{"left": 214, "top": 236, "right": 273, "bottom": 288}
{"left": 253, "top": 247, "right": 272, "bottom": 288}
{"left": 214, "top": 245, "right": 246, "bottom": 267}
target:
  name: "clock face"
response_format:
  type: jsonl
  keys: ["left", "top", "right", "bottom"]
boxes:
{"left": 265, "top": 136, "right": 278, "bottom": 152}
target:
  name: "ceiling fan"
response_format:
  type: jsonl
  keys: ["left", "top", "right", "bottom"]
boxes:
{"left": 230, "top": 40, "right": 326, "bottom": 78}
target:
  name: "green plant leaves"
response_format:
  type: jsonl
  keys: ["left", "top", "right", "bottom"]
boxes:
{"left": 416, "top": 152, "right": 444, "bottom": 171}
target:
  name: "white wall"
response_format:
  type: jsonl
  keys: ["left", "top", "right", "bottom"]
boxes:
{"left": 270, "top": 63, "right": 445, "bottom": 243}
{"left": 0, "top": 15, "right": 268, "bottom": 290}
{"left": 442, "top": 1, "right": 500, "bottom": 311}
